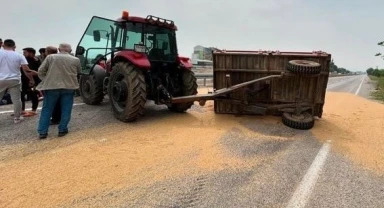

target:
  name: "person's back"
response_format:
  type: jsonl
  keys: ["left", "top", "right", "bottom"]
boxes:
{"left": 37, "top": 52, "right": 81, "bottom": 91}
{"left": 0, "top": 49, "right": 25, "bottom": 81}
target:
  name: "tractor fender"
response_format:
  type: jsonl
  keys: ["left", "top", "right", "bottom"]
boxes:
{"left": 178, "top": 56, "right": 193, "bottom": 69}
{"left": 91, "top": 65, "right": 107, "bottom": 88}
{"left": 114, "top": 51, "right": 151, "bottom": 69}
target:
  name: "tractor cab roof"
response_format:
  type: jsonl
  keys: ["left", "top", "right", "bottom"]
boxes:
{"left": 115, "top": 13, "right": 178, "bottom": 31}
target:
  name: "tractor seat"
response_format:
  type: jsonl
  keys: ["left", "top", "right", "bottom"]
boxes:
{"left": 149, "top": 48, "right": 164, "bottom": 58}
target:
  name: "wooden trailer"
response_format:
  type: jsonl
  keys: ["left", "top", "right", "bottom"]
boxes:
{"left": 212, "top": 50, "right": 331, "bottom": 129}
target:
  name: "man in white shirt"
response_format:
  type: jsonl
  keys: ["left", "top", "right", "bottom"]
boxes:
{"left": 0, "top": 39, "right": 37, "bottom": 123}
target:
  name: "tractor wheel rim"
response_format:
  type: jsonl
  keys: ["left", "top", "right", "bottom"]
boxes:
{"left": 292, "top": 114, "right": 305, "bottom": 120}
{"left": 111, "top": 74, "right": 128, "bottom": 111}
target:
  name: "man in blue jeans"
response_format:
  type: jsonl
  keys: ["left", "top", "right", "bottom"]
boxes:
{"left": 36, "top": 43, "right": 81, "bottom": 139}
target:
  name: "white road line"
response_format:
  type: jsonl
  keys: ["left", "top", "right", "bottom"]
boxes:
{"left": 286, "top": 141, "right": 331, "bottom": 208}
{"left": 0, "top": 103, "right": 85, "bottom": 114}
{"left": 354, "top": 76, "right": 366, "bottom": 95}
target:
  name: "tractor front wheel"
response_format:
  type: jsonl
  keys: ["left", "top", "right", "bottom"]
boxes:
{"left": 168, "top": 70, "right": 198, "bottom": 112}
{"left": 108, "top": 62, "right": 147, "bottom": 122}
{"left": 79, "top": 74, "right": 104, "bottom": 105}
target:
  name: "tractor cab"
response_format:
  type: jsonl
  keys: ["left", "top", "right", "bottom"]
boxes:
{"left": 75, "top": 12, "right": 180, "bottom": 74}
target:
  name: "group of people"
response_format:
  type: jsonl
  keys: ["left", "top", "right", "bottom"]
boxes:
{"left": 0, "top": 38, "right": 82, "bottom": 139}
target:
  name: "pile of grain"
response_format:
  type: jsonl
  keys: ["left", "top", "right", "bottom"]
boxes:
{"left": 312, "top": 92, "right": 384, "bottom": 175}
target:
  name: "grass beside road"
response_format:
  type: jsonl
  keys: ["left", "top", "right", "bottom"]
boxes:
{"left": 369, "top": 75, "right": 384, "bottom": 102}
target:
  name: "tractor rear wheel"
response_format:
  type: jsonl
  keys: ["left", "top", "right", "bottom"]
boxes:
{"left": 79, "top": 74, "right": 104, "bottom": 105}
{"left": 168, "top": 70, "right": 198, "bottom": 112}
{"left": 108, "top": 62, "right": 147, "bottom": 122}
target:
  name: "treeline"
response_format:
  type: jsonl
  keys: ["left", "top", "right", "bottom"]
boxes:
{"left": 330, "top": 59, "right": 351, "bottom": 74}
{"left": 366, "top": 68, "right": 384, "bottom": 77}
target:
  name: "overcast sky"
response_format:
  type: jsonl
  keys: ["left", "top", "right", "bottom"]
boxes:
{"left": 1, "top": 0, "right": 383, "bottom": 71}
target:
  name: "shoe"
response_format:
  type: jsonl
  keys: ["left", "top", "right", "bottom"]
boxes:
{"left": 23, "top": 111, "right": 37, "bottom": 117}
{"left": 58, "top": 131, "right": 68, "bottom": 137}
{"left": 11, "top": 111, "right": 26, "bottom": 117}
{"left": 39, "top": 133, "right": 48, "bottom": 139}
{"left": 14, "top": 116, "right": 24, "bottom": 124}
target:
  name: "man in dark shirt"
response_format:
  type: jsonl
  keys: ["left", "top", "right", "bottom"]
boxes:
{"left": 21, "top": 47, "right": 41, "bottom": 115}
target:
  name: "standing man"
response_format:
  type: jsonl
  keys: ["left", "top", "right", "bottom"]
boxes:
{"left": 0, "top": 39, "right": 37, "bottom": 123}
{"left": 44, "top": 46, "right": 61, "bottom": 125}
{"left": 21, "top": 47, "right": 41, "bottom": 115}
{"left": 36, "top": 43, "right": 81, "bottom": 139}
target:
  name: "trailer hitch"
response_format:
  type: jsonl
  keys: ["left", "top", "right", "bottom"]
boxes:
{"left": 171, "top": 73, "right": 284, "bottom": 105}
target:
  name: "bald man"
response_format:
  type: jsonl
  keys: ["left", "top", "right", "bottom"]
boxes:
{"left": 36, "top": 43, "right": 81, "bottom": 139}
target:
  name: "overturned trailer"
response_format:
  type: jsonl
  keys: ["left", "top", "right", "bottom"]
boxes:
{"left": 173, "top": 50, "right": 331, "bottom": 130}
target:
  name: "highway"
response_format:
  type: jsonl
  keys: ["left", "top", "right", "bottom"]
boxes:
{"left": 327, "top": 74, "right": 376, "bottom": 99}
{"left": 0, "top": 75, "right": 383, "bottom": 208}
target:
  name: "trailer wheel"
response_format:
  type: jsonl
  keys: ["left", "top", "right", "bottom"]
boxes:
{"left": 168, "top": 70, "right": 198, "bottom": 112}
{"left": 287, "top": 60, "right": 321, "bottom": 75}
{"left": 108, "top": 62, "right": 147, "bottom": 122}
{"left": 282, "top": 112, "right": 314, "bottom": 130}
{"left": 79, "top": 74, "right": 104, "bottom": 105}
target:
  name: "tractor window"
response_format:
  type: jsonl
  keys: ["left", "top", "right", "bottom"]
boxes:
{"left": 76, "top": 16, "right": 123, "bottom": 73}
{"left": 144, "top": 25, "right": 177, "bottom": 62}
{"left": 125, "top": 22, "right": 143, "bottom": 49}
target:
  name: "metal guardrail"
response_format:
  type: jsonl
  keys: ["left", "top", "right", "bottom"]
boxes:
{"left": 195, "top": 73, "right": 213, "bottom": 86}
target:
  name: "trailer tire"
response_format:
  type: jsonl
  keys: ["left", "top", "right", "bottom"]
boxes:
{"left": 287, "top": 60, "right": 321, "bottom": 75}
{"left": 168, "top": 70, "right": 198, "bottom": 113}
{"left": 282, "top": 112, "right": 314, "bottom": 130}
{"left": 79, "top": 74, "right": 104, "bottom": 105}
{"left": 108, "top": 62, "right": 147, "bottom": 122}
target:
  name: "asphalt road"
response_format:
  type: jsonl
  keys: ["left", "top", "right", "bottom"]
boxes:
{"left": 0, "top": 75, "right": 383, "bottom": 208}
{"left": 326, "top": 74, "right": 376, "bottom": 99}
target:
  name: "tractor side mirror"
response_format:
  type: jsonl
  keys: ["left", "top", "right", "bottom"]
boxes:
{"left": 93, "top": 30, "right": 101, "bottom": 42}
{"left": 162, "top": 42, "right": 168, "bottom": 51}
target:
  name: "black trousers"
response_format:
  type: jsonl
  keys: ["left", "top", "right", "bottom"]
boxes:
{"left": 21, "top": 89, "right": 39, "bottom": 111}
{"left": 51, "top": 97, "right": 61, "bottom": 123}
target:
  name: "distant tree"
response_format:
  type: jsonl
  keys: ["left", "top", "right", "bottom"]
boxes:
{"left": 366, "top": 67, "right": 374, "bottom": 75}
{"left": 330, "top": 59, "right": 338, "bottom": 72}
{"left": 330, "top": 59, "right": 350, "bottom": 74}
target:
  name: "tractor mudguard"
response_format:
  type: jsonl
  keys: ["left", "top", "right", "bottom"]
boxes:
{"left": 178, "top": 56, "right": 193, "bottom": 69}
{"left": 92, "top": 65, "right": 107, "bottom": 88}
{"left": 115, "top": 51, "right": 151, "bottom": 69}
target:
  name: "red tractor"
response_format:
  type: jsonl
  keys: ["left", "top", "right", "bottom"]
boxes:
{"left": 75, "top": 11, "right": 198, "bottom": 122}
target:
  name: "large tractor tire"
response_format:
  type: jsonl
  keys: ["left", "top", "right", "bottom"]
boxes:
{"left": 287, "top": 60, "right": 321, "bottom": 75}
{"left": 79, "top": 74, "right": 104, "bottom": 105}
{"left": 282, "top": 111, "right": 315, "bottom": 130}
{"left": 108, "top": 62, "right": 146, "bottom": 122}
{"left": 168, "top": 70, "right": 198, "bottom": 113}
